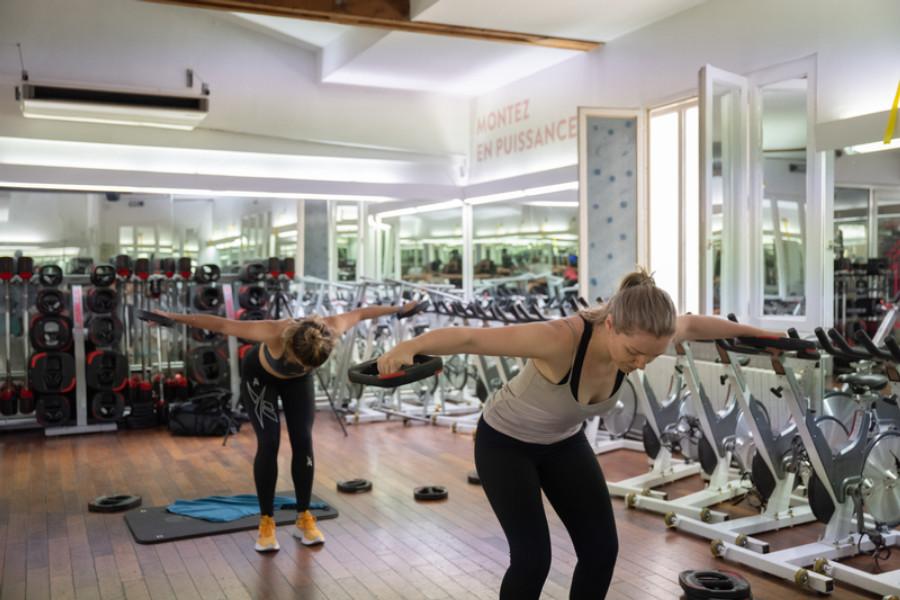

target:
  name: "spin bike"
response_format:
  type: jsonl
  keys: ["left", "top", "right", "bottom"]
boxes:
{"left": 710, "top": 334, "right": 900, "bottom": 598}
{"left": 621, "top": 340, "right": 751, "bottom": 523}
{"left": 666, "top": 336, "right": 817, "bottom": 552}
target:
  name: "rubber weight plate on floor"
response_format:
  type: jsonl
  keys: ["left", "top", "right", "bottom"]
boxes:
{"left": 337, "top": 479, "right": 373, "bottom": 493}
{"left": 678, "top": 569, "right": 752, "bottom": 599}
{"left": 88, "top": 494, "right": 142, "bottom": 513}
{"left": 413, "top": 486, "right": 448, "bottom": 501}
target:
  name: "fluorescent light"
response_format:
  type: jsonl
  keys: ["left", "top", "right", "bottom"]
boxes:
{"left": 465, "top": 190, "right": 525, "bottom": 205}
{"left": 465, "top": 182, "right": 578, "bottom": 205}
{"left": 0, "top": 180, "right": 397, "bottom": 202}
{"left": 525, "top": 201, "right": 579, "bottom": 207}
{"left": 523, "top": 182, "right": 579, "bottom": 196}
{"left": 378, "top": 199, "right": 463, "bottom": 219}
{"left": 845, "top": 138, "right": 900, "bottom": 154}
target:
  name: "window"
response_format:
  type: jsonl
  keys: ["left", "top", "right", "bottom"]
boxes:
{"left": 649, "top": 100, "right": 699, "bottom": 314}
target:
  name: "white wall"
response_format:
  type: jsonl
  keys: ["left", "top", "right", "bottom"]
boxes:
{"left": 469, "top": 0, "right": 900, "bottom": 183}
{"left": 0, "top": 0, "right": 470, "bottom": 194}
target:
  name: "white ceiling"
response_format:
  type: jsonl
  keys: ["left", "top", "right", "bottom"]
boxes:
{"left": 227, "top": 0, "right": 709, "bottom": 96}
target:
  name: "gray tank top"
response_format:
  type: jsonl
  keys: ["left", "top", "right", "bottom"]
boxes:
{"left": 481, "top": 317, "right": 626, "bottom": 444}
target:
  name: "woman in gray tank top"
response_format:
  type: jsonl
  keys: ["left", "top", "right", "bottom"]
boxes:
{"left": 377, "top": 269, "right": 782, "bottom": 599}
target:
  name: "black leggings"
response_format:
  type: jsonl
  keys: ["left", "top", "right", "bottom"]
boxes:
{"left": 239, "top": 345, "right": 316, "bottom": 517}
{"left": 474, "top": 417, "right": 618, "bottom": 599}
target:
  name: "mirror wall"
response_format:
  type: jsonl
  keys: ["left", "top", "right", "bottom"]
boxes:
{"left": 380, "top": 207, "right": 464, "bottom": 286}
{"left": 333, "top": 203, "right": 359, "bottom": 281}
{"left": 759, "top": 77, "right": 808, "bottom": 316}
{"left": 377, "top": 198, "right": 578, "bottom": 295}
{"left": 471, "top": 200, "right": 578, "bottom": 295}
{"left": 0, "top": 190, "right": 301, "bottom": 273}
{"left": 832, "top": 173, "right": 900, "bottom": 335}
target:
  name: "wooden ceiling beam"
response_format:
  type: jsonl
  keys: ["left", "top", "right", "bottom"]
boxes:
{"left": 141, "top": 0, "right": 603, "bottom": 51}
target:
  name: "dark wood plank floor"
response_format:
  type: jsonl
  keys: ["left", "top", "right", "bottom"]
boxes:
{"left": 0, "top": 410, "right": 895, "bottom": 599}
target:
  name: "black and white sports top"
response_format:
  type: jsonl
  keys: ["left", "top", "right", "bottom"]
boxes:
{"left": 481, "top": 316, "right": 625, "bottom": 444}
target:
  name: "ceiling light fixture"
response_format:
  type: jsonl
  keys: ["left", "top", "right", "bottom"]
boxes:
{"left": 465, "top": 182, "right": 578, "bottom": 205}
{"left": 844, "top": 138, "right": 900, "bottom": 154}
{"left": 377, "top": 199, "right": 463, "bottom": 218}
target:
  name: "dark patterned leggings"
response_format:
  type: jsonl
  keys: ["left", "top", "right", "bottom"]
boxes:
{"left": 239, "top": 345, "right": 316, "bottom": 516}
{"left": 474, "top": 417, "right": 619, "bottom": 599}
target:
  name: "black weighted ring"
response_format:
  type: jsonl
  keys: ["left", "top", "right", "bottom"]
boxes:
{"left": 467, "top": 470, "right": 481, "bottom": 485}
{"left": 36, "top": 289, "right": 67, "bottom": 315}
{"left": 413, "top": 486, "right": 448, "bottom": 501}
{"left": 89, "top": 264, "right": 117, "bottom": 287}
{"left": 38, "top": 264, "right": 64, "bottom": 287}
{"left": 193, "top": 263, "right": 221, "bottom": 284}
{"left": 348, "top": 355, "right": 443, "bottom": 388}
{"left": 337, "top": 479, "right": 373, "bottom": 493}
{"left": 87, "top": 494, "right": 142, "bottom": 513}
{"left": 134, "top": 308, "right": 175, "bottom": 327}
{"left": 91, "top": 391, "right": 125, "bottom": 421}
{"left": 678, "top": 569, "right": 752, "bottom": 600}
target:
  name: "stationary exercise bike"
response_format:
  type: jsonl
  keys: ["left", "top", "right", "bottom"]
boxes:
{"left": 710, "top": 334, "right": 900, "bottom": 598}
{"left": 666, "top": 337, "right": 817, "bottom": 552}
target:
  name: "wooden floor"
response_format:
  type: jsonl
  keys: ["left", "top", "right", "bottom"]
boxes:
{"left": 1, "top": 409, "right": 896, "bottom": 599}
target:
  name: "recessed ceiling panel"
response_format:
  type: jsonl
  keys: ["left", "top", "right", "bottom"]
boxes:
{"left": 321, "top": 32, "right": 578, "bottom": 95}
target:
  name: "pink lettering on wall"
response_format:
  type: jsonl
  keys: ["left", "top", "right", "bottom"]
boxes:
{"left": 475, "top": 98, "right": 576, "bottom": 163}
{"left": 475, "top": 114, "right": 578, "bottom": 163}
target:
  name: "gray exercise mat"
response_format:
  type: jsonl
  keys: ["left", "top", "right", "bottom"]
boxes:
{"left": 124, "top": 492, "right": 338, "bottom": 544}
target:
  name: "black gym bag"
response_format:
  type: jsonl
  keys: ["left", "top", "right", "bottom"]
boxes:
{"left": 167, "top": 387, "right": 245, "bottom": 437}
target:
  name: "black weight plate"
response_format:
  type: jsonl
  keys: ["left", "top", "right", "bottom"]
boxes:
{"left": 36, "top": 289, "right": 67, "bottom": 315}
{"left": 413, "top": 486, "right": 448, "bottom": 501}
{"left": 348, "top": 355, "right": 443, "bottom": 388}
{"left": 193, "top": 263, "right": 221, "bottom": 283}
{"left": 134, "top": 309, "right": 175, "bottom": 327}
{"left": 678, "top": 569, "right": 752, "bottom": 599}
{"left": 467, "top": 470, "right": 481, "bottom": 485}
{"left": 337, "top": 479, "right": 373, "bottom": 493}
{"left": 38, "top": 264, "right": 64, "bottom": 287}
{"left": 88, "top": 494, "right": 142, "bottom": 513}
{"left": 90, "top": 264, "right": 117, "bottom": 287}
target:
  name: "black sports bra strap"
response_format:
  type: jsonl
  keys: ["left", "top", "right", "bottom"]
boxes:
{"left": 569, "top": 316, "right": 594, "bottom": 399}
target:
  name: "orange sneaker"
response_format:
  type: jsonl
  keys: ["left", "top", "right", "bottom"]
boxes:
{"left": 254, "top": 515, "right": 280, "bottom": 552}
{"left": 293, "top": 510, "right": 324, "bottom": 546}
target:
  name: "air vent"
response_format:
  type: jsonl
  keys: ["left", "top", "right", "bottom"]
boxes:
{"left": 18, "top": 82, "right": 209, "bottom": 130}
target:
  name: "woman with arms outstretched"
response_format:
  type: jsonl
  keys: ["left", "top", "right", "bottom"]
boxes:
{"left": 377, "top": 269, "right": 782, "bottom": 599}
{"left": 156, "top": 299, "right": 417, "bottom": 552}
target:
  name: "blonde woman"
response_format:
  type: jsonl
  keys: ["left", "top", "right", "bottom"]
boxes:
{"left": 156, "top": 300, "right": 417, "bottom": 552}
{"left": 377, "top": 269, "right": 781, "bottom": 599}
